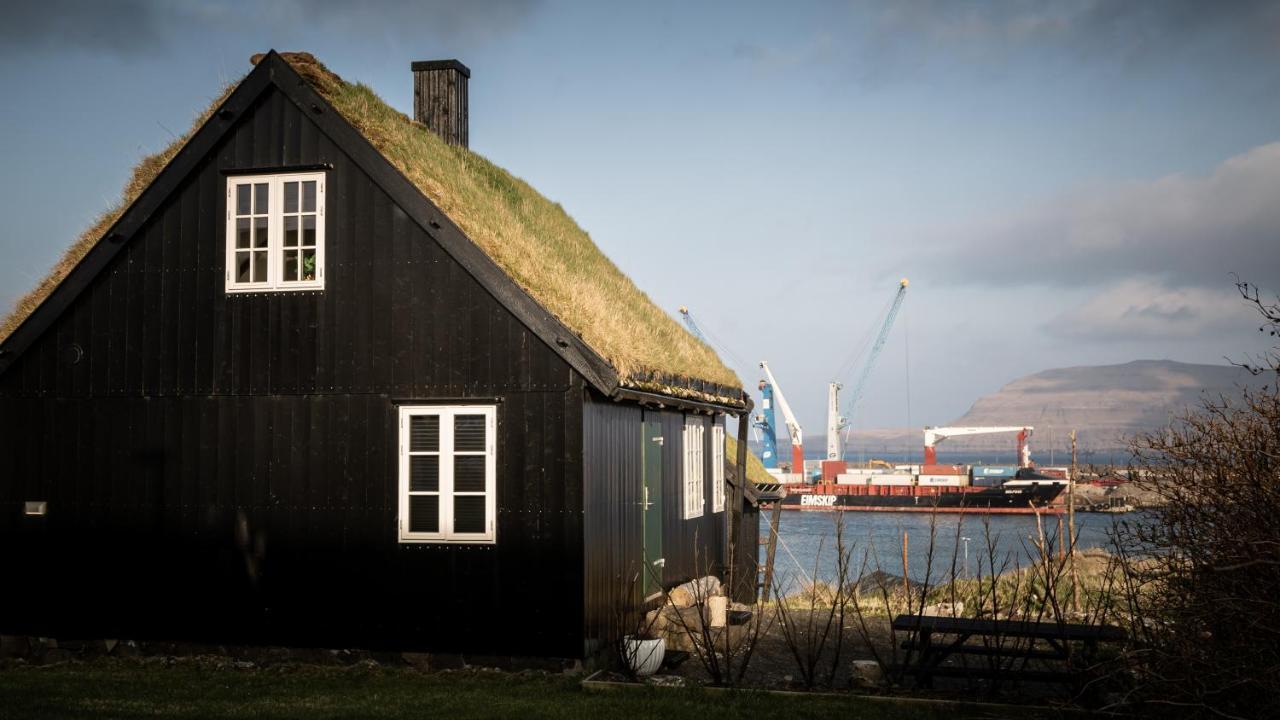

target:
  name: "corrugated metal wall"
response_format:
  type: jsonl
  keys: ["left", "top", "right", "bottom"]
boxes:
{"left": 0, "top": 86, "right": 584, "bottom": 657}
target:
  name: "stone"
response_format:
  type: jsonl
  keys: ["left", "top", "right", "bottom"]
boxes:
{"left": 669, "top": 576, "right": 721, "bottom": 608}
{"left": 851, "top": 660, "right": 884, "bottom": 687}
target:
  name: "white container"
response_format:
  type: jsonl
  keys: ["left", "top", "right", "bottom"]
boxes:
{"left": 623, "top": 636, "right": 665, "bottom": 676}
{"left": 918, "top": 474, "right": 969, "bottom": 487}
{"left": 868, "top": 474, "right": 915, "bottom": 486}
{"left": 835, "top": 474, "right": 869, "bottom": 485}
{"left": 708, "top": 595, "right": 728, "bottom": 628}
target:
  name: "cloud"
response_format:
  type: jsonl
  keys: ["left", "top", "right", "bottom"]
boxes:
{"left": 0, "top": 0, "right": 540, "bottom": 58}
{"left": 928, "top": 141, "right": 1280, "bottom": 290}
{"left": 872, "top": 0, "right": 1280, "bottom": 66}
{"left": 1046, "top": 278, "right": 1248, "bottom": 341}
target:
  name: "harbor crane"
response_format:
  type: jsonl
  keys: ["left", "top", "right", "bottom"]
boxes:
{"left": 828, "top": 278, "right": 909, "bottom": 461}
{"left": 923, "top": 426, "right": 1035, "bottom": 468}
{"left": 678, "top": 306, "right": 708, "bottom": 344}
{"left": 679, "top": 305, "right": 774, "bottom": 464}
{"left": 759, "top": 361, "right": 805, "bottom": 478}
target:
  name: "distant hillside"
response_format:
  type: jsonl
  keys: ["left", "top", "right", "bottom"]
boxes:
{"left": 838, "top": 360, "right": 1270, "bottom": 458}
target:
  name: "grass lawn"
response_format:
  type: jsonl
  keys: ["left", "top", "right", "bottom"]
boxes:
{"left": 0, "top": 662, "right": 1065, "bottom": 720}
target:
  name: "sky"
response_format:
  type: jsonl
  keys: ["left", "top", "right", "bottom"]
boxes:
{"left": 1, "top": 0, "right": 1278, "bottom": 436}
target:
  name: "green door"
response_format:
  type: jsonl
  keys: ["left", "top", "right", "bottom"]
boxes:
{"left": 642, "top": 420, "right": 664, "bottom": 598}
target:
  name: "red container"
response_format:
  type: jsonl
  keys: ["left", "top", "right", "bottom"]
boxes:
{"left": 921, "top": 464, "right": 967, "bottom": 475}
{"left": 820, "top": 460, "right": 848, "bottom": 484}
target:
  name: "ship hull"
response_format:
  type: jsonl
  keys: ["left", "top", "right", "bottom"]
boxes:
{"left": 776, "top": 482, "right": 1065, "bottom": 514}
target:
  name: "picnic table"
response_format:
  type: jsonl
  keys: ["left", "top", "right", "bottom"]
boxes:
{"left": 891, "top": 614, "right": 1126, "bottom": 688}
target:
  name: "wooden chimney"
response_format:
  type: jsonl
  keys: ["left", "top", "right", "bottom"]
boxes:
{"left": 411, "top": 59, "right": 470, "bottom": 148}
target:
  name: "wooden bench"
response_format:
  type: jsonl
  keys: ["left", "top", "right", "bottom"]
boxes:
{"left": 891, "top": 614, "right": 1126, "bottom": 689}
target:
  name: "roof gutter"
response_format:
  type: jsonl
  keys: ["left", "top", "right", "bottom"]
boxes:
{"left": 611, "top": 387, "right": 752, "bottom": 416}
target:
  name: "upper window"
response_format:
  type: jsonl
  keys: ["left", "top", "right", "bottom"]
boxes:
{"left": 682, "top": 420, "right": 706, "bottom": 520}
{"left": 712, "top": 425, "right": 725, "bottom": 513}
{"left": 398, "top": 405, "right": 496, "bottom": 544}
{"left": 225, "top": 173, "right": 325, "bottom": 292}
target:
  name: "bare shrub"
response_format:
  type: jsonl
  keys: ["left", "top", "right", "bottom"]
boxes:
{"left": 770, "top": 513, "right": 854, "bottom": 689}
{"left": 1110, "top": 280, "right": 1280, "bottom": 718}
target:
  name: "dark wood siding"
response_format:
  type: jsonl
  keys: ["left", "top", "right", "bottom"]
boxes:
{"left": 0, "top": 86, "right": 584, "bottom": 657}
{"left": 581, "top": 395, "right": 731, "bottom": 654}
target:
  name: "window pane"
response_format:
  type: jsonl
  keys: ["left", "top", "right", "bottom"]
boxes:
{"left": 454, "top": 455, "right": 486, "bottom": 492}
{"left": 283, "top": 250, "right": 298, "bottom": 282}
{"left": 454, "top": 496, "right": 485, "bottom": 534}
{"left": 236, "top": 185, "right": 251, "bottom": 215}
{"left": 303, "top": 181, "right": 317, "bottom": 212}
{"left": 302, "top": 215, "right": 316, "bottom": 247}
{"left": 236, "top": 252, "right": 251, "bottom": 283}
{"left": 454, "top": 415, "right": 486, "bottom": 451}
{"left": 254, "top": 217, "right": 269, "bottom": 248}
{"left": 284, "top": 216, "right": 298, "bottom": 247}
{"left": 253, "top": 251, "right": 268, "bottom": 283}
{"left": 410, "top": 455, "right": 439, "bottom": 492}
{"left": 409, "top": 495, "right": 439, "bottom": 533}
{"left": 254, "top": 183, "right": 269, "bottom": 214}
{"left": 236, "top": 218, "right": 250, "bottom": 249}
{"left": 302, "top": 249, "right": 316, "bottom": 281}
{"left": 410, "top": 415, "right": 439, "bottom": 451}
{"left": 284, "top": 181, "right": 299, "bottom": 213}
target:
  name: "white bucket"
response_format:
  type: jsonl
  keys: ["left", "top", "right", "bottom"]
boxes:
{"left": 622, "top": 635, "right": 665, "bottom": 677}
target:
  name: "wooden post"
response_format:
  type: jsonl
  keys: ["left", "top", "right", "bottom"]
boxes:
{"left": 902, "top": 530, "right": 910, "bottom": 600}
{"left": 1070, "top": 429, "right": 1079, "bottom": 614}
{"left": 760, "top": 501, "right": 782, "bottom": 602}
{"left": 728, "top": 396, "right": 749, "bottom": 603}
{"left": 1057, "top": 516, "right": 1065, "bottom": 562}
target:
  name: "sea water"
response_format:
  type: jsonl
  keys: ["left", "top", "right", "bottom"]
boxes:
{"left": 759, "top": 509, "right": 1139, "bottom": 587}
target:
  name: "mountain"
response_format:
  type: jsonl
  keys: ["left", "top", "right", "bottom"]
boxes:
{"left": 838, "top": 360, "right": 1271, "bottom": 458}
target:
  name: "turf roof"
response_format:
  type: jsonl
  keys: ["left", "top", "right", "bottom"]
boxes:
{"left": 0, "top": 52, "right": 743, "bottom": 406}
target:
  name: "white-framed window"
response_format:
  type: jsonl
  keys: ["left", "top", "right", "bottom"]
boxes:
{"left": 398, "top": 405, "right": 496, "bottom": 544}
{"left": 682, "top": 419, "right": 705, "bottom": 520}
{"left": 712, "top": 424, "right": 725, "bottom": 513}
{"left": 225, "top": 173, "right": 326, "bottom": 292}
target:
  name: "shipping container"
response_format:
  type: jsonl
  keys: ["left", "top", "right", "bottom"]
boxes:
{"left": 820, "top": 460, "right": 848, "bottom": 483}
{"left": 835, "top": 474, "right": 869, "bottom": 485}
{"left": 918, "top": 474, "right": 970, "bottom": 487}
{"left": 867, "top": 474, "right": 916, "bottom": 486}
{"left": 921, "top": 464, "right": 967, "bottom": 475}
{"left": 971, "top": 476, "right": 1004, "bottom": 487}
{"left": 971, "top": 465, "right": 1018, "bottom": 478}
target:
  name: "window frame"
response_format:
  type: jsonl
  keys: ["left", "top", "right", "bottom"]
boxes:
{"left": 225, "top": 172, "right": 327, "bottom": 293}
{"left": 712, "top": 424, "right": 725, "bottom": 513}
{"left": 682, "top": 419, "right": 706, "bottom": 520}
{"left": 397, "top": 405, "right": 497, "bottom": 544}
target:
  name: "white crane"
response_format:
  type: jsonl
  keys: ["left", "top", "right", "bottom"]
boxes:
{"left": 759, "top": 361, "right": 806, "bottom": 479}
{"left": 923, "top": 426, "right": 1035, "bottom": 468}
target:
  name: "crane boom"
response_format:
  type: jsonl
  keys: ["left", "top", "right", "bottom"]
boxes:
{"left": 924, "top": 425, "right": 1035, "bottom": 467}
{"left": 678, "top": 306, "right": 709, "bottom": 344}
{"left": 760, "top": 361, "right": 805, "bottom": 477}
{"left": 830, "top": 278, "right": 909, "bottom": 460}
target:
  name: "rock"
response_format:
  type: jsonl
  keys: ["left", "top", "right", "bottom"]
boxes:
{"left": 646, "top": 675, "right": 689, "bottom": 688}
{"left": 669, "top": 576, "right": 720, "bottom": 608}
{"left": 708, "top": 596, "right": 728, "bottom": 628}
{"left": 402, "top": 652, "right": 432, "bottom": 672}
{"left": 851, "top": 660, "right": 884, "bottom": 687}
{"left": 923, "top": 601, "right": 964, "bottom": 616}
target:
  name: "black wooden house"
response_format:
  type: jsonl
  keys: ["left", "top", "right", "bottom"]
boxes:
{"left": 0, "top": 52, "right": 758, "bottom": 660}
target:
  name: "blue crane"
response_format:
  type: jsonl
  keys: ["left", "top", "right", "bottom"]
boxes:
{"left": 679, "top": 306, "right": 780, "bottom": 470}
{"left": 828, "top": 279, "right": 909, "bottom": 462}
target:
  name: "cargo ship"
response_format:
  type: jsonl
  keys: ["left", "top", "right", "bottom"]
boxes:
{"left": 774, "top": 465, "right": 1068, "bottom": 514}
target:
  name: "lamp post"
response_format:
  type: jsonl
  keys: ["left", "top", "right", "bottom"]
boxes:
{"left": 962, "top": 536, "right": 971, "bottom": 579}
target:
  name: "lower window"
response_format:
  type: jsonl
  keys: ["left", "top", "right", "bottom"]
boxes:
{"left": 398, "top": 405, "right": 496, "bottom": 544}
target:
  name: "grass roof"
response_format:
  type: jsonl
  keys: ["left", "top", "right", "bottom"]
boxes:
{"left": 726, "top": 436, "right": 776, "bottom": 486}
{"left": 1, "top": 52, "right": 743, "bottom": 406}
